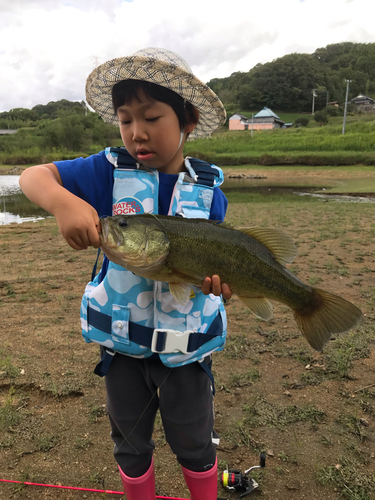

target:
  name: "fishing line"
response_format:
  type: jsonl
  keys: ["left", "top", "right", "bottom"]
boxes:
{"left": 0, "top": 371, "right": 178, "bottom": 497}
{"left": 117, "top": 366, "right": 172, "bottom": 453}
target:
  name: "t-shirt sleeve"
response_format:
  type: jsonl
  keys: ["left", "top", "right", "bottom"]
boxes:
{"left": 54, "top": 151, "right": 113, "bottom": 217}
{"left": 210, "top": 187, "right": 228, "bottom": 222}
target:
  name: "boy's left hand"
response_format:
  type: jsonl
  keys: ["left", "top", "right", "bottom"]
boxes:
{"left": 202, "top": 275, "right": 232, "bottom": 301}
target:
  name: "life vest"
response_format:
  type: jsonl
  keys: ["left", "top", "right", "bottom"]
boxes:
{"left": 80, "top": 147, "right": 227, "bottom": 372}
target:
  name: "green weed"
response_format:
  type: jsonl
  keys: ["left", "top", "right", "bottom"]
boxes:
{"left": 75, "top": 436, "right": 93, "bottom": 450}
{"left": 88, "top": 405, "right": 107, "bottom": 423}
{"left": 242, "top": 397, "right": 326, "bottom": 429}
{"left": 34, "top": 434, "right": 60, "bottom": 452}
{"left": 0, "top": 355, "right": 19, "bottom": 379}
{"left": 316, "top": 456, "right": 375, "bottom": 500}
{"left": 0, "top": 388, "right": 22, "bottom": 432}
{"left": 228, "top": 369, "right": 261, "bottom": 388}
{"left": 336, "top": 414, "right": 367, "bottom": 442}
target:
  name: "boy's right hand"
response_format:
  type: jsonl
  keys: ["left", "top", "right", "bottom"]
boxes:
{"left": 53, "top": 197, "right": 101, "bottom": 250}
{"left": 19, "top": 163, "right": 101, "bottom": 251}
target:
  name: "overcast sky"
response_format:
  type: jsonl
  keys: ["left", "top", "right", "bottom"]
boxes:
{"left": 0, "top": 0, "right": 374, "bottom": 112}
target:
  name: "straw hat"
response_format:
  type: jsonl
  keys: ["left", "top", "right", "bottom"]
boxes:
{"left": 85, "top": 48, "right": 226, "bottom": 140}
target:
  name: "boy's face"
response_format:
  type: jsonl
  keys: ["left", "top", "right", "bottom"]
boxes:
{"left": 116, "top": 91, "right": 195, "bottom": 174}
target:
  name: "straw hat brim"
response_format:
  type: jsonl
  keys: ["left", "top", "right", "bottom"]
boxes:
{"left": 85, "top": 55, "right": 226, "bottom": 140}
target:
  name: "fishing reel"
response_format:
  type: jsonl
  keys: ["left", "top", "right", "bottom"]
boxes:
{"left": 221, "top": 453, "right": 266, "bottom": 499}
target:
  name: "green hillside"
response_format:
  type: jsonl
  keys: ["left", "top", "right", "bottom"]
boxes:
{"left": 209, "top": 42, "right": 375, "bottom": 113}
{"left": 1, "top": 42, "right": 375, "bottom": 167}
{"left": 184, "top": 114, "right": 375, "bottom": 167}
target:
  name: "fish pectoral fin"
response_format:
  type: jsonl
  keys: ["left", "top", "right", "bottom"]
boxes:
{"left": 238, "top": 296, "right": 273, "bottom": 321}
{"left": 169, "top": 282, "right": 193, "bottom": 306}
{"left": 238, "top": 227, "right": 297, "bottom": 266}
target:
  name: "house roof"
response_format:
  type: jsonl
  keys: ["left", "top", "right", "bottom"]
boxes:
{"left": 351, "top": 94, "right": 375, "bottom": 103}
{"left": 229, "top": 113, "right": 249, "bottom": 120}
{"left": 0, "top": 129, "right": 17, "bottom": 135}
{"left": 254, "top": 107, "right": 281, "bottom": 119}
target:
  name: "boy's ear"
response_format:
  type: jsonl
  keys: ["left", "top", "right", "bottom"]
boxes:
{"left": 184, "top": 108, "right": 199, "bottom": 134}
{"left": 184, "top": 122, "right": 197, "bottom": 134}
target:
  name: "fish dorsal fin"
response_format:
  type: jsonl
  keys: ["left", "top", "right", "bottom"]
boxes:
{"left": 238, "top": 227, "right": 297, "bottom": 266}
{"left": 169, "top": 283, "right": 193, "bottom": 305}
{"left": 239, "top": 296, "right": 274, "bottom": 321}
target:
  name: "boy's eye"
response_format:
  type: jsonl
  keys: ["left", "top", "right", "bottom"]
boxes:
{"left": 120, "top": 120, "right": 131, "bottom": 125}
{"left": 146, "top": 116, "right": 160, "bottom": 122}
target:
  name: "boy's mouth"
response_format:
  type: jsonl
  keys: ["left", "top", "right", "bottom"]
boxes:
{"left": 136, "top": 148, "right": 154, "bottom": 161}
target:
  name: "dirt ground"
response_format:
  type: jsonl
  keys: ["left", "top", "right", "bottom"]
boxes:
{"left": 0, "top": 167, "right": 374, "bottom": 500}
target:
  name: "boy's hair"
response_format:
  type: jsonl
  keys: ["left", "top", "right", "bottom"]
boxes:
{"left": 112, "top": 80, "right": 199, "bottom": 132}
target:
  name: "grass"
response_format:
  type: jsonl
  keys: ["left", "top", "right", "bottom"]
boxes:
{"left": 241, "top": 397, "right": 326, "bottom": 429}
{"left": 183, "top": 114, "right": 375, "bottom": 166}
{"left": 2, "top": 114, "right": 375, "bottom": 167}
{"left": 228, "top": 369, "right": 261, "bottom": 388}
{"left": 316, "top": 456, "right": 375, "bottom": 500}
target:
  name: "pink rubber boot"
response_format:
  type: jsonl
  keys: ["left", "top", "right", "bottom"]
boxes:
{"left": 181, "top": 458, "right": 218, "bottom": 500}
{"left": 118, "top": 458, "right": 155, "bottom": 500}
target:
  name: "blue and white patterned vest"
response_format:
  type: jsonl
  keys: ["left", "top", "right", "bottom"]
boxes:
{"left": 80, "top": 147, "right": 227, "bottom": 368}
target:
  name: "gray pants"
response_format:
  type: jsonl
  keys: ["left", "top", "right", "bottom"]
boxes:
{"left": 105, "top": 354, "right": 217, "bottom": 477}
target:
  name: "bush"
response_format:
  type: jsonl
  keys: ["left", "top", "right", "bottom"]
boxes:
{"left": 294, "top": 117, "right": 310, "bottom": 127}
{"left": 326, "top": 106, "right": 341, "bottom": 116}
{"left": 313, "top": 111, "right": 329, "bottom": 126}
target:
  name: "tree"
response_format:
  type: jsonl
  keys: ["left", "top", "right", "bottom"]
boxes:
{"left": 294, "top": 117, "right": 309, "bottom": 127}
{"left": 204, "top": 42, "right": 375, "bottom": 112}
{"left": 313, "top": 111, "right": 329, "bottom": 126}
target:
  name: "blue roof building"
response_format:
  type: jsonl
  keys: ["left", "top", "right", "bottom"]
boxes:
{"left": 229, "top": 107, "right": 285, "bottom": 131}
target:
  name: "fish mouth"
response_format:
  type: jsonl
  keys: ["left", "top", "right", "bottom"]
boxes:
{"left": 99, "top": 218, "right": 123, "bottom": 249}
{"left": 99, "top": 218, "right": 109, "bottom": 245}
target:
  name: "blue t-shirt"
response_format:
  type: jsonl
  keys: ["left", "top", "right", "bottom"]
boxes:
{"left": 54, "top": 150, "right": 227, "bottom": 220}
{"left": 55, "top": 151, "right": 228, "bottom": 282}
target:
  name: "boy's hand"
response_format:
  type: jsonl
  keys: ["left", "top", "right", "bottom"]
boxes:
{"left": 202, "top": 275, "right": 232, "bottom": 301}
{"left": 54, "top": 198, "right": 101, "bottom": 250}
{"left": 19, "top": 163, "right": 101, "bottom": 251}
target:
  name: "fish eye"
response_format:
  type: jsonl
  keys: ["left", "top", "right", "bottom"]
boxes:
{"left": 118, "top": 219, "right": 128, "bottom": 228}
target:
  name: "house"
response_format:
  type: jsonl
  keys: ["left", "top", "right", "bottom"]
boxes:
{"left": 327, "top": 101, "right": 339, "bottom": 108}
{"left": 0, "top": 129, "right": 17, "bottom": 135}
{"left": 228, "top": 113, "right": 251, "bottom": 130}
{"left": 229, "top": 108, "right": 285, "bottom": 131}
{"left": 351, "top": 94, "right": 375, "bottom": 112}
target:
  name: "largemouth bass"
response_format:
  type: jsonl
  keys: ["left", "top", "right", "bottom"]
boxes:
{"left": 99, "top": 214, "right": 363, "bottom": 352}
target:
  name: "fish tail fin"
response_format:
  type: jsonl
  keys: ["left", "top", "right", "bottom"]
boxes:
{"left": 293, "top": 288, "right": 363, "bottom": 352}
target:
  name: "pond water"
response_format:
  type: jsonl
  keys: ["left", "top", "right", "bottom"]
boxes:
{"left": 1, "top": 174, "right": 374, "bottom": 226}
{"left": 0, "top": 176, "right": 49, "bottom": 225}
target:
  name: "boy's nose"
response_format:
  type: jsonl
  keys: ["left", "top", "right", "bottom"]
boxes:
{"left": 132, "top": 122, "right": 148, "bottom": 142}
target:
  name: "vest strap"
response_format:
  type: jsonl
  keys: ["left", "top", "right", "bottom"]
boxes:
{"left": 187, "top": 157, "right": 220, "bottom": 187}
{"left": 87, "top": 306, "right": 222, "bottom": 354}
{"left": 110, "top": 147, "right": 138, "bottom": 169}
{"left": 109, "top": 147, "right": 220, "bottom": 186}
{"left": 94, "top": 349, "right": 115, "bottom": 377}
{"left": 199, "top": 356, "right": 216, "bottom": 396}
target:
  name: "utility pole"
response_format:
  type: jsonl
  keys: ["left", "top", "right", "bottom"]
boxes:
{"left": 312, "top": 89, "right": 317, "bottom": 115}
{"left": 342, "top": 79, "right": 352, "bottom": 135}
{"left": 251, "top": 113, "right": 254, "bottom": 137}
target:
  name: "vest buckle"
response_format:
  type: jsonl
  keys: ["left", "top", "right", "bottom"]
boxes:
{"left": 151, "top": 329, "right": 193, "bottom": 354}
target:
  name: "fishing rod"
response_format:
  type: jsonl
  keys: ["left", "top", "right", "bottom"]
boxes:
{"left": 1, "top": 453, "right": 266, "bottom": 499}
{"left": 0, "top": 478, "right": 187, "bottom": 499}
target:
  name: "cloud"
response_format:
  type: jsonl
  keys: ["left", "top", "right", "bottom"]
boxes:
{"left": 0, "top": 0, "right": 374, "bottom": 111}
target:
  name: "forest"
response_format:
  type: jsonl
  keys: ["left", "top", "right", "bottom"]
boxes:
{"left": 0, "top": 42, "right": 375, "bottom": 165}
{"left": 207, "top": 41, "right": 375, "bottom": 114}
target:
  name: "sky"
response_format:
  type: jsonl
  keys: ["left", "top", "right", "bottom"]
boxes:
{"left": 0, "top": 0, "right": 374, "bottom": 112}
